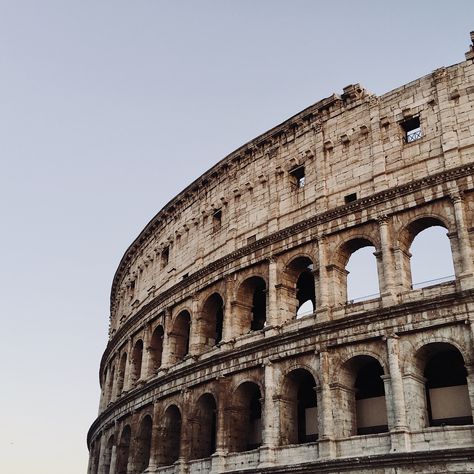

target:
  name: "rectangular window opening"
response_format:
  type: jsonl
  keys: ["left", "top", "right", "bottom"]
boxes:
{"left": 344, "top": 193, "right": 357, "bottom": 204}
{"left": 161, "top": 246, "right": 169, "bottom": 268}
{"left": 290, "top": 166, "right": 306, "bottom": 188}
{"left": 401, "top": 116, "right": 422, "bottom": 143}
{"left": 213, "top": 209, "right": 222, "bottom": 232}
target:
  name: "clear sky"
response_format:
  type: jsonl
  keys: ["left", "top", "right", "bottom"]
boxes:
{"left": 1, "top": 1, "right": 472, "bottom": 473}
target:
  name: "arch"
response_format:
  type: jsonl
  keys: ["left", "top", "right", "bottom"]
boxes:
{"left": 116, "top": 352, "right": 127, "bottom": 395}
{"left": 102, "top": 434, "right": 114, "bottom": 474}
{"left": 106, "top": 365, "right": 115, "bottom": 405}
{"left": 415, "top": 342, "right": 472, "bottom": 427}
{"left": 235, "top": 276, "right": 267, "bottom": 335}
{"left": 398, "top": 215, "right": 455, "bottom": 290}
{"left": 229, "top": 381, "right": 263, "bottom": 452}
{"left": 409, "top": 219, "right": 455, "bottom": 289}
{"left": 116, "top": 425, "right": 132, "bottom": 474}
{"left": 190, "top": 393, "right": 217, "bottom": 460}
{"left": 200, "top": 292, "right": 224, "bottom": 350}
{"left": 284, "top": 256, "right": 316, "bottom": 319}
{"left": 337, "top": 355, "right": 388, "bottom": 436}
{"left": 89, "top": 435, "right": 101, "bottom": 474}
{"left": 280, "top": 368, "right": 318, "bottom": 445}
{"left": 169, "top": 310, "right": 191, "bottom": 363}
{"left": 345, "top": 239, "right": 380, "bottom": 303}
{"left": 149, "top": 325, "right": 164, "bottom": 374}
{"left": 158, "top": 404, "right": 182, "bottom": 466}
{"left": 131, "top": 339, "right": 144, "bottom": 384}
{"left": 133, "top": 415, "right": 153, "bottom": 474}
{"left": 330, "top": 237, "right": 380, "bottom": 305}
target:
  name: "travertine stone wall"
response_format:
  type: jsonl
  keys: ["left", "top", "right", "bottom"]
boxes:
{"left": 88, "top": 34, "right": 474, "bottom": 474}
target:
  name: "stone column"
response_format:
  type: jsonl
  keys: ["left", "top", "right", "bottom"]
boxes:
{"left": 451, "top": 193, "right": 474, "bottom": 288}
{"left": 464, "top": 364, "right": 474, "bottom": 422}
{"left": 141, "top": 325, "right": 152, "bottom": 381}
{"left": 316, "top": 236, "right": 330, "bottom": 315}
{"left": 147, "top": 402, "right": 162, "bottom": 471}
{"left": 123, "top": 339, "right": 133, "bottom": 392}
{"left": 108, "top": 443, "right": 117, "bottom": 474}
{"left": 222, "top": 276, "right": 235, "bottom": 343}
{"left": 259, "top": 360, "right": 278, "bottom": 467}
{"left": 378, "top": 215, "right": 397, "bottom": 303}
{"left": 160, "top": 308, "right": 173, "bottom": 369}
{"left": 211, "top": 378, "right": 228, "bottom": 474}
{"left": 317, "top": 351, "right": 335, "bottom": 458}
{"left": 189, "top": 296, "right": 201, "bottom": 356}
{"left": 267, "top": 257, "right": 279, "bottom": 328}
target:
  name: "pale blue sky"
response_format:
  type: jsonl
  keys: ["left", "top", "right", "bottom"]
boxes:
{"left": 0, "top": 2, "right": 472, "bottom": 473}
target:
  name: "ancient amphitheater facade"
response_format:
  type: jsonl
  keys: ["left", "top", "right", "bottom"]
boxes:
{"left": 88, "top": 34, "right": 474, "bottom": 473}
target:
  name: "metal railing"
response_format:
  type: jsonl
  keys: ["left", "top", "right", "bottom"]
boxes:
{"left": 405, "top": 128, "right": 422, "bottom": 143}
{"left": 412, "top": 274, "right": 455, "bottom": 289}
{"left": 347, "top": 292, "right": 381, "bottom": 304}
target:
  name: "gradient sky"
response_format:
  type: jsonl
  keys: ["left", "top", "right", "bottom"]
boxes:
{"left": 1, "top": 2, "right": 473, "bottom": 473}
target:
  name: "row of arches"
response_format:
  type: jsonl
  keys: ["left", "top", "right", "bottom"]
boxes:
{"left": 103, "top": 218, "right": 457, "bottom": 406}
{"left": 92, "top": 341, "right": 473, "bottom": 473}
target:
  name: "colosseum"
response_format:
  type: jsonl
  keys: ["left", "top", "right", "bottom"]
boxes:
{"left": 88, "top": 33, "right": 474, "bottom": 473}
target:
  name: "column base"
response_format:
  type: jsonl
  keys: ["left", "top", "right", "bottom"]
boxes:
{"left": 458, "top": 272, "right": 474, "bottom": 290}
{"left": 173, "top": 458, "right": 188, "bottom": 474}
{"left": 210, "top": 450, "right": 227, "bottom": 473}
{"left": 258, "top": 445, "right": 276, "bottom": 468}
{"left": 318, "top": 437, "right": 336, "bottom": 459}
{"left": 315, "top": 307, "right": 331, "bottom": 322}
{"left": 390, "top": 429, "right": 411, "bottom": 453}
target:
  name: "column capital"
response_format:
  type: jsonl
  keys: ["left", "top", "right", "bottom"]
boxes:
{"left": 377, "top": 214, "right": 389, "bottom": 225}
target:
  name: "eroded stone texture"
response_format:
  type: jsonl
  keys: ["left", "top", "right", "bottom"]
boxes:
{"left": 87, "top": 33, "right": 474, "bottom": 474}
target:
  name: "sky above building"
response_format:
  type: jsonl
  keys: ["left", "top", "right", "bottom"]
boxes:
{"left": 1, "top": 1, "right": 473, "bottom": 473}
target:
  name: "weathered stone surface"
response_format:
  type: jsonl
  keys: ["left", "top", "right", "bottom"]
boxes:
{"left": 87, "top": 33, "right": 474, "bottom": 474}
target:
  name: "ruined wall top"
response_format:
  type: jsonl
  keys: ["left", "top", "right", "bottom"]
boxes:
{"left": 108, "top": 36, "right": 474, "bottom": 335}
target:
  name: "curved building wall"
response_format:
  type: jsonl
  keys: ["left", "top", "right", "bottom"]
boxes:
{"left": 88, "top": 35, "right": 474, "bottom": 474}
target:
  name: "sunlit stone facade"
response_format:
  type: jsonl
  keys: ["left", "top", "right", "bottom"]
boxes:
{"left": 88, "top": 33, "right": 474, "bottom": 473}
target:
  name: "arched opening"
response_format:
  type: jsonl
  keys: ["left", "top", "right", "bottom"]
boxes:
{"left": 103, "top": 435, "right": 114, "bottom": 474}
{"left": 200, "top": 293, "right": 224, "bottom": 350}
{"left": 407, "top": 219, "right": 455, "bottom": 289}
{"left": 149, "top": 325, "right": 164, "bottom": 374}
{"left": 354, "top": 357, "right": 387, "bottom": 434}
{"left": 116, "top": 425, "right": 131, "bottom": 474}
{"left": 280, "top": 369, "right": 318, "bottom": 445}
{"left": 131, "top": 339, "right": 143, "bottom": 384}
{"left": 133, "top": 415, "right": 153, "bottom": 474}
{"left": 89, "top": 436, "right": 101, "bottom": 474}
{"left": 158, "top": 405, "right": 182, "bottom": 466}
{"left": 285, "top": 256, "right": 316, "bottom": 319}
{"left": 190, "top": 393, "right": 217, "bottom": 460}
{"left": 345, "top": 240, "right": 379, "bottom": 303}
{"left": 169, "top": 311, "right": 191, "bottom": 363}
{"left": 235, "top": 276, "right": 267, "bottom": 335}
{"left": 116, "top": 353, "right": 127, "bottom": 395}
{"left": 229, "top": 382, "right": 262, "bottom": 452}
{"left": 337, "top": 355, "right": 388, "bottom": 437}
{"left": 419, "top": 343, "right": 472, "bottom": 427}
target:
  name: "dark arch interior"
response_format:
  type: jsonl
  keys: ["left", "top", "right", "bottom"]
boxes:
{"left": 230, "top": 382, "right": 262, "bottom": 452}
{"left": 202, "top": 293, "right": 224, "bottom": 346}
{"left": 349, "top": 356, "right": 387, "bottom": 435}
{"left": 132, "top": 339, "right": 144, "bottom": 383}
{"left": 423, "top": 346, "right": 472, "bottom": 426}
{"left": 135, "top": 416, "right": 153, "bottom": 473}
{"left": 116, "top": 425, "right": 131, "bottom": 474}
{"left": 150, "top": 325, "right": 164, "bottom": 372}
{"left": 173, "top": 311, "right": 191, "bottom": 361}
{"left": 191, "top": 394, "right": 217, "bottom": 460}
{"left": 161, "top": 405, "right": 182, "bottom": 466}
